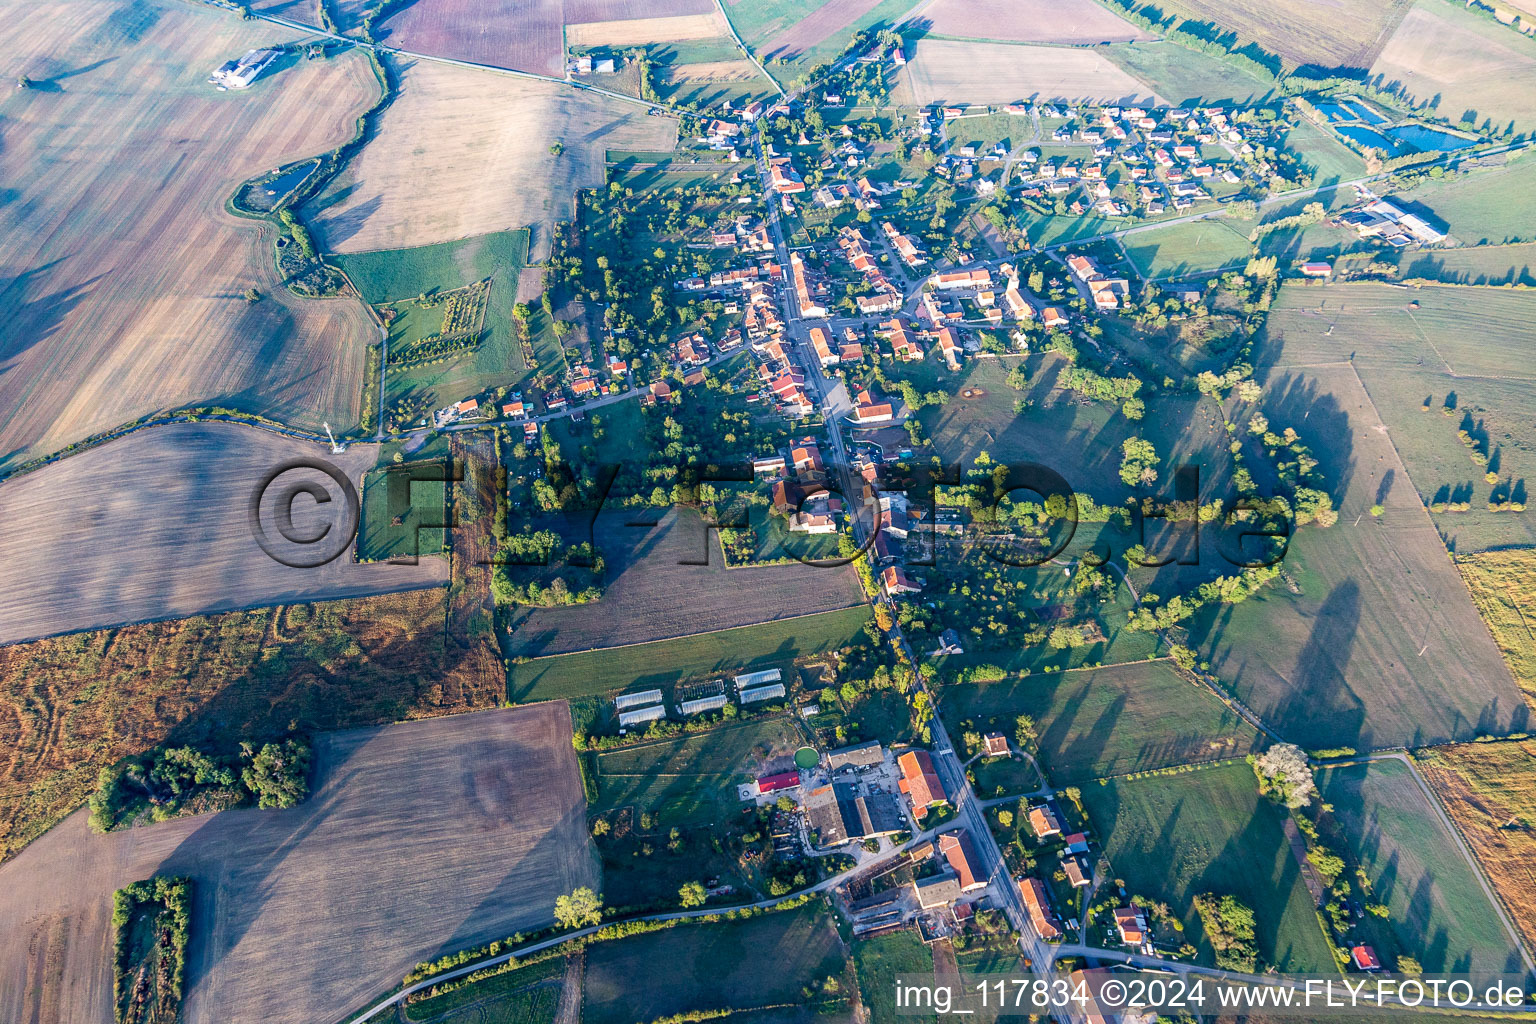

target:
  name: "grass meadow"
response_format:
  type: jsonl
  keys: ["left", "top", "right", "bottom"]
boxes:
{"left": 402, "top": 956, "right": 564, "bottom": 1022}
{"left": 1258, "top": 282, "right": 1536, "bottom": 553}
{"left": 941, "top": 661, "right": 1263, "bottom": 784}
{"left": 1397, "top": 157, "right": 1536, "bottom": 245}
{"left": 1317, "top": 758, "right": 1522, "bottom": 975}
{"left": 1122, "top": 218, "right": 1254, "bottom": 280}
{"left": 509, "top": 605, "right": 873, "bottom": 701}
{"left": 592, "top": 717, "right": 807, "bottom": 825}
{"left": 853, "top": 930, "right": 937, "bottom": 1024}
{"left": 1279, "top": 119, "right": 1367, "bottom": 184}
{"left": 582, "top": 907, "right": 847, "bottom": 1024}
{"left": 1399, "top": 242, "right": 1536, "bottom": 287}
{"left": 1082, "top": 761, "right": 1337, "bottom": 973}
{"left": 335, "top": 230, "right": 532, "bottom": 421}
{"left": 1102, "top": 40, "right": 1276, "bottom": 104}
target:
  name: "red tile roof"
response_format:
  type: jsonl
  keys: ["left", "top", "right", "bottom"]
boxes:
{"left": 897, "top": 750, "right": 946, "bottom": 815}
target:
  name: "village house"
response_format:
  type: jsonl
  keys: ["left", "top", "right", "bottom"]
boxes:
{"left": 1019, "top": 876, "right": 1063, "bottom": 940}
{"left": 896, "top": 749, "right": 948, "bottom": 817}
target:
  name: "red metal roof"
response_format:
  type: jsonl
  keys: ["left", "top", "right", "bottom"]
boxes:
{"left": 757, "top": 771, "right": 800, "bottom": 793}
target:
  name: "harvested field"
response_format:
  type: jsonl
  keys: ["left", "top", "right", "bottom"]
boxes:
{"left": 760, "top": 0, "right": 883, "bottom": 60}
{"left": 916, "top": 0, "right": 1153, "bottom": 44}
{"left": 307, "top": 57, "right": 677, "bottom": 254}
{"left": 1457, "top": 548, "right": 1536, "bottom": 702}
{"left": 0, "top": 582, "right": 504, "bottom": 865}
{"left": 940, "top": 661, "right": 1263, "bottom": 785}
{"left": 1083, "top": 761, "right": 1337, "bottom": 973}
{"left": 663, "top": 58, "right": 764, "bottom": 82}
{"left": 583, "top": 907, "right": 845, "bottom": 1024}
{"left": 509, "top": 605, "right": 874, "bottom": 701}
{"left": 566, "top": 9, "right": 726, "bottom": 47}
{"left": 1418, "top": 739, "right": 1536, "bottom": 954}
{"left": 899, "top": 39, "right": 1162, "bottom": 106}
{"left": 0, "top": 422, "right": 446, "bottom": 646}
{"left": 0, "top": 705, "right": 594, "bottom": 1024}
{"left": 378, "top": 0, "right": 562, "bottom": 74}
{"left": 0, "top": 0, "right": 380, "bottom": 470}
{"left": 1156, "top": 0, "right": 1410, "bottom": 70}
{"left": 1372, "top": 1, "right": 1536, "bottom": 134}
{"left": 1316, "top": 758, "right": 1524, "bottom": 975}
{"left": 507, "top": 508, "right": 865, "bottom": 658}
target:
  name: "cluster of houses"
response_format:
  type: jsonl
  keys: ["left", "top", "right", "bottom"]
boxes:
{"left": 1066, "top": 253, "right": 1132, "bottom": 313}
{"left": 924, "top": 101, "right": 1268, "bottom": 217}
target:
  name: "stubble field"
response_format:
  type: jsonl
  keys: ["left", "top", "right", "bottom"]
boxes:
{"left": 307, "top": 57, "right": 678, "bottom": 254}
{"left": 1156, "top": 0, "right": 1411, "bottom": 70}
{"left": 507, "top": 508, "right": 865, "bottom": 658}
{"left": 1371, "top": 1, "right": 1536, "bottom": 134}
{"left": 0, "top": 580, "right": 504, "bottom": 865}
{"left": 1417, "top": 739, "right": 1536, "bottom": 954}
{"left": 0, "top": 0, "right": 380, "bottom": 470}
{"left": 915, "top": 0, "right": 1153, "bottom": 44}
{"left": 378, "top": 0, "right": 563, "bottom": 74}
{"left": 566, "top": 8, "right": 727, "bottom": 46}
{"left": 897, "top": 39, "right": 1162, "bottom": 106}
{"left": 0, "top": 705, "right": 594, "bottom": 1024}
{"left": 0, "top": 422, "right": 447, "bottom": 646}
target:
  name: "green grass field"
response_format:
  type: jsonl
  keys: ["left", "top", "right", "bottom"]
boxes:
{"left": 509, "top": 605, "right": 874, "bottom": 701}
{"left": 853, "top": 930, "right": 937, "bottom": 1024}
{"left": 593, "top": 717, "right": 807, "bottom": 824}
{"left": 582, "top": 907, "right": 847, "bottom": 1024}
{"left": 729, "top": 0, "right": 915, "bottom": 75}
{"left": 942, "top": 661, "right": 1263, "bottom": 784}
{"left": 358, "top": 450, "right": 448, "bottom": 563}
{"left": 1318, "top": 759, "right": 1522, "bottom": 976}
{"left": 1082, "top": 761, "right": 1337, "bottom": 973}
{"left": 1103, "top": 40, "right": 1276, "bottom": 105}
{"left": 1017, "top": 211, "right": 1118, "bottom": 248}
{"left": 402, "top": 957, "right": 564, "bottom": 1022}
{"left": 1279, "top": 120, "right": 1367, "bottom": 184}
{"left": 1122, "top": 218, "right": 1254, "bottom": 280}
{"left": 1257, "top": 282, "right": 1536, "bottom": 553}
{"left": 334, "top": 230, "right": 531, "bottom": 423}
{"left": 1397, "top": 157, "right": 1536, "bottom": 245}
{"left": 1399, "top": 242, "right": 1536, "bottom": 286}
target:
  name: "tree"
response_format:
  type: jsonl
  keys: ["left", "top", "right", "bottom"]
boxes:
{"left": 17, "top": 74, "right": 31, "bottom": 89}
{"left": 1014, "top": 714, "right": 1037, "bottom": 752}
{"left": 1250, "top": 743, "right": 1317, "bottom": 809}
{"left": 874, "top": 604, "right": 894, "bottom": 631}
{"left": 549, "top": 141, "right": 565, "bottom": 156}
{"left": 1119, "top": 437, "right": 1160, "bottom": 487}
{"left": 554, "top": 887, "right": 603, "bottom": 929}
{"left": 679, "top": 880, "right": 707, "bottom": 907}
{"left": 241, "top": 739, "right": 311, "bottom": 809}
{"left": 1193, "top": 893, "right": 1260, "bottom": 972}
{"left": 591, "top": 817, "right": 610, "bottom": 837}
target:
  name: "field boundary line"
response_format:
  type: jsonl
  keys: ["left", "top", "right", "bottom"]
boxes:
{"left": 512, "top": 603, "right": 871, "bottom": 664}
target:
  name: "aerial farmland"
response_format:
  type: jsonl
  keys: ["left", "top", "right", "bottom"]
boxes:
{"left": 3, "top": 0, "right": 1536, "bottom": 1019}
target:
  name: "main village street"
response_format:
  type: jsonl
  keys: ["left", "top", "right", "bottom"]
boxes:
{"left": 743, "top": 111, "right": 1091, "bottom": 1023}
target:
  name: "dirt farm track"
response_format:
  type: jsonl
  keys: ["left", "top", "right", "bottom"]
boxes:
{"left": 0, "top": 703, "right": 597, "bottom": 1024}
